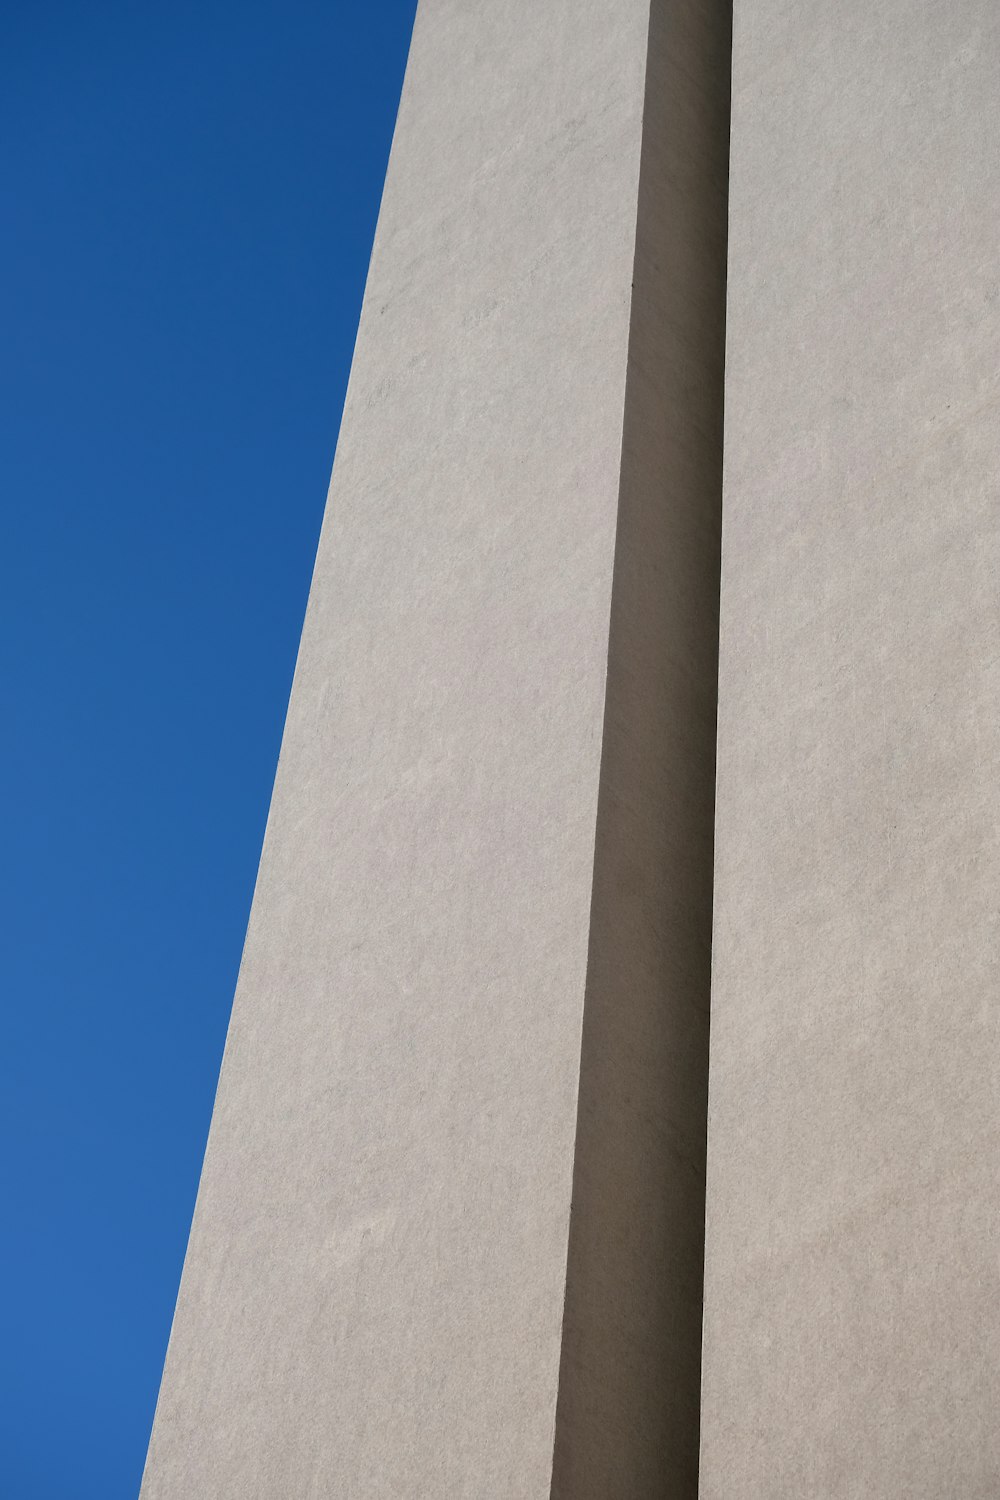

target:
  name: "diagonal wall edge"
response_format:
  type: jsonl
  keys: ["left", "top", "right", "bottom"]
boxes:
{"left": 141, "top": 3, "right": 732, "bottom": 1494}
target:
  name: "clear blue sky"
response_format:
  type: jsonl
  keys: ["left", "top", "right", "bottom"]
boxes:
{"left": 1, "top": 3, "right": 417, "bottom": 1494}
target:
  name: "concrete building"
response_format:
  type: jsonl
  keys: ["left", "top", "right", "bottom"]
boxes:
{"left": 142, "top": 1, "right": 1000, "bottom": 1494}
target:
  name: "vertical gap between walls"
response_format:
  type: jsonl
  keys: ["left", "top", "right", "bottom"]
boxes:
{"left": 550, "top": 2, "right": 732, "bottom": 1494}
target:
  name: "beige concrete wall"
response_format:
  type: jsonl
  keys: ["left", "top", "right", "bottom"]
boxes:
{"left": 701, "top": 1, "right": 1000, "bottom": 1493}
{"left": 141, "top": 2, "right": 729, "bottom": 1494}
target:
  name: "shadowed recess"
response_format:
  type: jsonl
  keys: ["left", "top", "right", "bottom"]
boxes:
{"left": 551, "top": 2, "right": 732, "bottom": 1493}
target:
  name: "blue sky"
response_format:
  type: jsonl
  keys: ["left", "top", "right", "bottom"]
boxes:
{"left": 1, "top": 3, "right": 416, "bottom": 1493}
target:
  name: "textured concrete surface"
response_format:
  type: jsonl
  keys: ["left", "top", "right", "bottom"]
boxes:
{"left": 701, "top": 1, "right": 1000, "bottom": 1494}
{"left": 141, "top": 2, "right": 728, "bottom": 1495}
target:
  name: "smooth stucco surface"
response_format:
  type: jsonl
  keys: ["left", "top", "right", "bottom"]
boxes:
{"left": 141, "top": 2, "right": 728, "bottom": 1494}
{"left": 701, "top": 2, "right": 1000, "bottom": 1493}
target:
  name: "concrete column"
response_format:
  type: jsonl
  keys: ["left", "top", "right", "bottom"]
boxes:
{"left": 142, "top": 2, "right": 730, "bottom": 1496}
{"left": 701, "top": 2, "right": 1000, "bottom": 1494}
